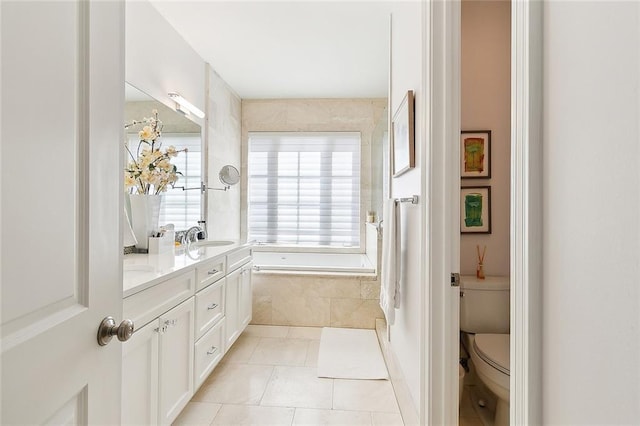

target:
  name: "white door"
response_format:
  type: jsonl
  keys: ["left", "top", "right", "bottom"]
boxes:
{"left": 1, "top": 1, "right": 125, "bottom": 424}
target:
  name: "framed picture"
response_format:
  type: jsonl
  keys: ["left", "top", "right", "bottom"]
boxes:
{"left": 461, "top": 130, "right": 491, "bottom": 178}
{"left": 392, "top": 90, "right": 415, "bottom": 177}
{"left": 461, "top": 186, "right": 491, "bottom": 234}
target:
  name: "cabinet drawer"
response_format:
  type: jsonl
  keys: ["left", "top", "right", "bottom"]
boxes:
{"left": 195, "top": 278, "right": 225, "bottom": 339}
{"left": 194, "top": 318, "right": 225, "bottom": 390}
{"left": 196, "top": 255, "right": 226, "bottom": 292}
{"left": 227, "top": 247, "right": 252, "bottom": 273}
{"left": 124, "top": 270, "right": 196, "bottom": 329}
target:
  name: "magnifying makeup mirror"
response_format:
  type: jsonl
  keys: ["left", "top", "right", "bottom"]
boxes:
{"left": 219, "top": 165, "right": 240, "bottom": 188}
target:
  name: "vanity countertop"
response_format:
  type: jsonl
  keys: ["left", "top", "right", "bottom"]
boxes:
{"left": 123, "top": 241, "right": 250, "bottom": 297}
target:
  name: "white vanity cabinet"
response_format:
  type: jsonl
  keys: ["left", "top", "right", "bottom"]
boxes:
{"left": 225, "top": 247, "right": 253, "bottom": 349}
{"left": 122, "top": 270, "right": 196, "bottom": 426}
{"left": 122, "top": 297, "right": 195, "bottom": 426}
{"left": 122, "top": 245, "right": 253, "bottom": 425}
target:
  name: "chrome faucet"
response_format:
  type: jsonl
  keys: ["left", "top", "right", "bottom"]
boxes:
{"left": 185, "top": 225, "right": 206, "bottom": 245}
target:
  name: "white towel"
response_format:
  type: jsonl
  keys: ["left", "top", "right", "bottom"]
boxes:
{"left": 380, "top": 199, "right": 401, "bottom": 325}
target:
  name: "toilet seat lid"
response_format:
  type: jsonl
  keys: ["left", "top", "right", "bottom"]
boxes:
{"left": 474, "top": 333, "right": 510, "bottom": 376}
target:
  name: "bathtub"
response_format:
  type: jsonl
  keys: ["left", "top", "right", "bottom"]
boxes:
{"left": 252, "top": 251, "right": 376, "bottom": 275}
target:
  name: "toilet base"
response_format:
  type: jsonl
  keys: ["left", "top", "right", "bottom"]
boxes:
{"left": 459, "top": 364, "right": 465, "bottom": 404}
{"left": 495, "top": 398, "right": 509, "bottom": 426}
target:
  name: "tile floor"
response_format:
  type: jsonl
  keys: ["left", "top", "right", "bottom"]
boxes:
{"left": 173, "top": 325, "right": 405, "bottom": 426}
{"left": 459, "top": 385, "right": 486, "bottom": 426}
{"left": 460, "top": 382, "right": 498, "bottom": 426}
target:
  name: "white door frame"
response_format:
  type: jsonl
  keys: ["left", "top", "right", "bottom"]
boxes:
{"left": 422, "top": 0, "right": 543, "bottom": 424}
{"left": 420, "top": 0, "right": 461, "bottom": 424}
{"left": 509, "top": 0, "right": 543, "bottom": 424}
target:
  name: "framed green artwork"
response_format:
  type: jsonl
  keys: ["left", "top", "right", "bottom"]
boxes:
{"left": 461, "top": 186, "right": 491, "bottom": 234}
{"left": 461, "top": 130, "right": 491, "bottom": 178}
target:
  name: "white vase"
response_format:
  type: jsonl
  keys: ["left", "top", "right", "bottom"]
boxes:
{"left": 128, "top": 194, "right": 163, "bottom": 251}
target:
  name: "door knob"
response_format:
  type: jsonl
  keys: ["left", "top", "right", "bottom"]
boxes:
{"left": 97, "top": 316, "right": 134, "bottom": 346}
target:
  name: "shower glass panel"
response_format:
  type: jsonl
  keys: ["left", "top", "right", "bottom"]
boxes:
{"left": 370, "top": 105, "right": 389, "bottom": 222}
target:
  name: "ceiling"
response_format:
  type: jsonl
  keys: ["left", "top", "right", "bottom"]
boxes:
{"left": 149, "top": 1, "right": 397, "bottom": 99}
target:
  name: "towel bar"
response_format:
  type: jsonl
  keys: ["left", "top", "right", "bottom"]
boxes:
{"left": 395, "top": 195, "right": 419, "bottom": 204}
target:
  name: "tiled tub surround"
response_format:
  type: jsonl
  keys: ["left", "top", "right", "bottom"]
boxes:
{"left": 251, "top": 272, "right": 384, "bottom": 329}
{"left": 251, "top": 225, "right": 383, "bottom": 329}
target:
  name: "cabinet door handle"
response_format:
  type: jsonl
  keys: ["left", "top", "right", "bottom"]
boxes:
{"left": 164, "top": 319, "right": 178, "bottom": 327}
{"left": 207, "top": 269, "right": 219, "bottom": 275}
{"left": 207, "top": 346, "right": 218, "bottom": 355}
{"left": 207, "top": 303, "right": 218, "bottom": 310}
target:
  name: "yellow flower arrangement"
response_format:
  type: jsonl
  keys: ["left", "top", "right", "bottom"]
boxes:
{"left": 124, "top": 110, "right": 187, "bottom": 195}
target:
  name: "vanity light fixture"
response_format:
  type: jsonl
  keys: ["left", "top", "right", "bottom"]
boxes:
{"left": 168, "top": 92, "right": 205, "bottom": 118}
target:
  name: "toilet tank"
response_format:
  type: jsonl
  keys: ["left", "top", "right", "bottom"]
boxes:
{"left": 460, "top": 275, "right": 510, "bottom": 334}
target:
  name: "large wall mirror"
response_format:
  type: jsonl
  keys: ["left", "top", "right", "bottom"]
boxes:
{"left": 124, "top": 83, "right": 203, "bottom": 230}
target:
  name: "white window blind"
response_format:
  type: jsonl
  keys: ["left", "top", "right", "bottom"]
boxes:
{"left": 248, "top": 132, "right": 361, "bottom": 247}
{"left": 128, "top": 133, "right": 202, "bottom": 230}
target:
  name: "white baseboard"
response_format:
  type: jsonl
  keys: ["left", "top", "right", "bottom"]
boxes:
{"left": 375, "top": 319, "right": 420, "bottom": 425}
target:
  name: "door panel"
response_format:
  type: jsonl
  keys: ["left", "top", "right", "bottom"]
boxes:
{"left": 1, "top": 0, "right": 86, "bottom": 340}
{"left": 1, "top": 1, "right": 124, "bottom": 424}
{"left": 44, "top": 389, "right": 88, "bottom": 425}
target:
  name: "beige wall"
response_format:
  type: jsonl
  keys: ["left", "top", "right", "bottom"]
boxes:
{"left": 206, "top": 67, "right": 242, "bottom": 239}
{"left": 461, "top": 0, "right": 511, "bottom": 276}
{"left": 240, "top": 98, "right": 387, "bottom": 247}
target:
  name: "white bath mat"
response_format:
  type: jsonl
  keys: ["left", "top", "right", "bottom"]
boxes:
{"left": 317, "top": 327, "right": 389, "bottom": 380}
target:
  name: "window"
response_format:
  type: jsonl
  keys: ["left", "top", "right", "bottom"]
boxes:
{"left": 127, "top": 133, "right": 202, "bottom": 229}
{"left": 248, "top": 132, "right": 361, "bottom": 248}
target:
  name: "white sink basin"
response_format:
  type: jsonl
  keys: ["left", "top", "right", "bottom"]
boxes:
{"left": 191, "top": 240, "right": 235, "bottom": 247}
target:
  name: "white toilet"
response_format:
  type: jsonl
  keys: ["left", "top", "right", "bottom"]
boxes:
{"left": 460, "top": 275, "right": 510, "bottom": 426}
